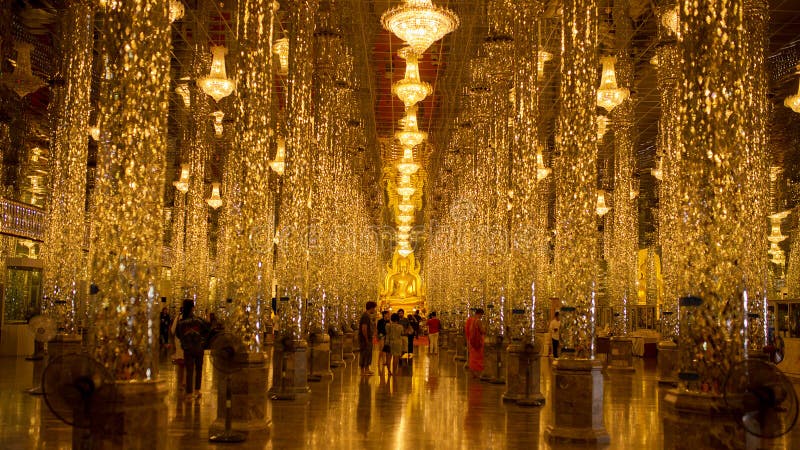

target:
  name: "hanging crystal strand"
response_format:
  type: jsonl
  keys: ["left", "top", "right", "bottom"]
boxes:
{"left": 183, "top": 1, "right": 212, "bottom": 315}
{"left": 673, "top": 0, "right": 747, "bottom": 392}
{"left": 41, "top": 0, "right": 94, "bottom": 336}
{"left": 90, "top": 0, "right": 171, "bottom": 381}
{"left": 227, "top": 0, "right": 277, "bottom": 352}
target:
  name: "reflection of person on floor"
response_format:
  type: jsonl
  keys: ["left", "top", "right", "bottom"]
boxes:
{"left": 549, "top": 312, "right": 561, "bottom": 358}
{"left": 465, "top": 308, "right": 485, "bottom": 378}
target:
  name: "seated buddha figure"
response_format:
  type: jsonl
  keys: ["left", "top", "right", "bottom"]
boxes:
{"left": 388, "top": 258, "right": 417, "bottom": 299}
{"left": 381, "top": 251, "right": 425, "bottom": 311}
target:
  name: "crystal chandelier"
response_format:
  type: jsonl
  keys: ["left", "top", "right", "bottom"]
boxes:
{"left": 197, "top": 46, "right": 235, "bottom": 102}
{"left": 596, "top": 190, "right": 611, "bottom": 217}
{"left": 398, "top": 225, "right": 412, "bottom": 233}
{"left": 169, "top": 0, "right": 185, "bottom": 23}
{"left": 661, "top": 5, "right": 679, "bottom": 35}
{"left": 206, "top": 182, "right": 223, "bottom": 209}
{"left": 173, "top": 164, "right": 190, "bottom": 193}
{"left": 596, "top": 56, "right": 629, "bottom": 112}
{"left": 396, "top": 147, "right": 421, "bottom": 175}
{"left": 597, "top": 114, "right": 609, "bottom": 139}
{"left": 211, "top": 110, "right": 224, "bottom": 137}
{"left": 397, "top": 184, "right": 416, "bottom": 198}
{"left": 88, "top": 125, "right": 100, "bottom": 141}
{"left": 397, "top": 214, "right": 415, "bottom": 225}
{"left": 784, "top": 77, "right": 800, "bottom": 113}
{"left": 398, "top": 248, "right": 413, "bottom": 257}
{"left": 2, "top": 42, "right": 46, "bottom": 98}
{"left": 269, "top": 137, "right": 286, "bottom": 175}
{"left": 398, "top": 204, "right": 415, "bottom": 214}
{"left": 651, "top": 156, "right": 663, "bottom": 181}
{"left": 381, "top": 0, "right": 460, "bottom": 55}
{"left": 175, "top": 81, "right": 191, "bottom": 107}
{"left": 767, "top": 211, "right": 790, "bottom": 244}
{"left": 396, "top": 128, "right": 427, "bottom": 148}
{"left": 393, "top": 47, "right": 432, "bottom": 108}
{"left": 537, "top": 50, "right": 552, "bottom": 81}
{"left": 535, "top": 149, "right": 551, "bottom": 181}
{"left": 272, "top": 37, "right": 289, "bottom": 76}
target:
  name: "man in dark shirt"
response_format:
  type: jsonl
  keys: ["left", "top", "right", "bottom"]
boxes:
{"left": 376, "top": 310, "right": 390, "bottom": 371}
{"left": 359, "top": 301, "right": 378, "bottom": 376}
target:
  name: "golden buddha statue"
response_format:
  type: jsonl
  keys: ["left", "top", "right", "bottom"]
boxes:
{"left": 380, "top": 251, "right": 425, "bottom": 311}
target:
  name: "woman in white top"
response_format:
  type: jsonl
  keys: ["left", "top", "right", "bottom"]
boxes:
{"left": 549, "top": 311, "right": 561, "bottom": 358}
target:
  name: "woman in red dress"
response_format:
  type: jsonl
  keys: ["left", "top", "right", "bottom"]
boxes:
{"left": 464, "top": 308, "right": 485, "bottom": 378}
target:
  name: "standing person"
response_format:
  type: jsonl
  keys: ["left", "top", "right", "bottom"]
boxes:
{"left": 359, "top": 301, "right": 378, "bottom": 376}
{"left": 175, "top": 300, "right": 210, "bottom": 399}
{"left": 465, "top": 308, "right": 485, "bottom": 379}
{"left": 549, "top": 311, "right": 561, "bottom": 358}
{"left": 159, "top": 306, "right": 171, "bottom": 356}
{"left": 427, "top": 312, "right": 441, "bottom": 355}
{"left": 170, "top": 310, "right": 185, "bottom": 392}
{"left": 398, "top": 309, "right": 414, "bottom": 356}
{"left": 376, "top": 310, "right": 390, "bottom": 374}
{"left": 386, "top": 313, "right": 404, "bottom": 375}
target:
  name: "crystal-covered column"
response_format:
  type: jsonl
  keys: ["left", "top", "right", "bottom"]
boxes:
{"left": 41, "top": 0, "right": 93, "bottom": 336}
{"left": 546, "top": 0, "right": 608, "bottom": 443}
{"left": 89, "top": 1, "right": 170, "bottom": 446}
{"left": 271, "top": 0, "right": 319, "bottom": 399}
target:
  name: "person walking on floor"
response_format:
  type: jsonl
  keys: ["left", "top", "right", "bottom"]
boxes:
{"left": 549, "top": 311, "right": 561, "bottom": 358}
{"left": 175, "top": 299, "right": 210, "bottom": 400}
{"left": 386, "top": 313, "right": 404, "bottom": 376}
{"left": 427, "top": 311, "right": 441, "bottom": 355}
{"left": 359, "top": 301, "right": 378, "bottom": 376}
{"left": 377, "top": 310, "right": 390, "bottom": 374}
{"left": 465, "top": 308, "right": 485, "bottom": 379}
{"left": 398, "top": 309, "right": 414, "bottom": 356}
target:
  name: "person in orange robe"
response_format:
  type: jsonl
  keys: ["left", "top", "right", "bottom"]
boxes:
{"left": 464, "top": 308, "right": 485, "bottom": 378}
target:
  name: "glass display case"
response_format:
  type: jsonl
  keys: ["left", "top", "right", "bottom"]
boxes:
{"left": 3, "top": 266, "right": 42, "bottom": 323}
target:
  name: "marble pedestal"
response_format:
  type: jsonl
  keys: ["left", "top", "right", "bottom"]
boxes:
{"left": 657, "top": 341, "right": 679, "bottom": 385}
{"left": 606, "top": 337, "right": 635, "bottom": 373}
{"left": 503, "top": 342, "right": 545, "bottom": 406}
{"left": 212, "top": 351, "right": 271, "bottom": 433}
{"left": 480, "top": 336, "right": 506, "bottom": 384}
{"left": 440, "top": 330, "right": 449, "bottom": 350}
{"left": 454, "top": 334, "right": 467, "bottom": 362}
{"left": 662, "top": 389, "right": 744, "bottom": 450}
{"left": 342, "top": 331, "right": 355, "bottom": 361}
{"left": 84, "top": 380, "right": 168, "bottom": 449}
{"left": 49, "top": 333, "right": 83, "bottom": 358}
{"left": 263, "top": 322, "right": 275, "bottom": 347}
{"left": 546, "top": 359, "right": 610, "bottom": 445}
{"left": 307, "top": 333, "right": 333, "bottom": 381}
{"left": 329, "top": 331, "right": 345, "bottom": 368}
{"left": 269, "top": 337, "right": 310, "bottom": 400}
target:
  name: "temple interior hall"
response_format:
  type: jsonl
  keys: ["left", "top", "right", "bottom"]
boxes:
{"left": 1, "top": 0, "right": 800, "bottom": 449}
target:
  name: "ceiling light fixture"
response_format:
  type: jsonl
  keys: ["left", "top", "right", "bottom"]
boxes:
{"left": 206, "top": 182, "right": 223, "bottom": 209}
{"left": 2, "top": 42, "right": 46, "bottom": 98}
{"left": 197, "top": 46, "right": 235, "bottom": 102}
{"left": 269, "top": 137, "right": 286, "bottom": 175}
{"left": 173, "top": 164, "right": 190, "bottom": 193}
{"left": 381, "top": 0, "right": 460, "bottom": 55}
{"left": 596, "top": 56, "right": 629, "bottom": 112}
{"left": 393, "top": 47, "right": 432, "bottom": 108}
{"left": 596, "top": 190, "right": 611, "bottom": 217}
{"left": 272, "top": 37, "right": 289, "bottom": 76}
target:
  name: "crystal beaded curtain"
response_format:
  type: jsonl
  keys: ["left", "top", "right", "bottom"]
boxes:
{"left": 609, "top": 0, "right": 637, "bottom": 337}
{"left": 227, "top": 0, "right": 277, "bottom": 352}
{"left": 675, "top": 0, "right": 748, "bottom": 392}
{"left": 553, "top": 0, "right": 599, "bottom": 359}
{"left": 41, "top": 0, "right": 94, "bottom": 334}
{"left": 276, "top": 0, "right": 319, "bottom": 340}
{"left": 90, "top": 0, "right": 171, "bottom": 381}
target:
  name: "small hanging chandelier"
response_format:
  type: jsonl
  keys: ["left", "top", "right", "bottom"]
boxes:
{"left": 88, "top": 124, "right": 100, "bottom": 141}
{"left": 272, "top": 38, "right": 289, "bottom": 76}
{"left": 169, "top": 0, "right": 185, "bottom": 23}
{"left": 784, "top": 77, "right": 800, "bottom": 113}
{"left": 396, "top": 127, "right": 428, "bottom": 148}
{"left": 381, "top": 0, "right": 460, "bottom": 55}
{"left": 211, "top": 110, "right": 224, "bottom": 137}
{"left": 651, "top": 156, "right": 663, "bottom": 181}
{"left": 535, "top": 149, "right": 551, "bottom": 181}
{"left": 397, "top": 147, "right": 421, "bottom": 175}
{"left": 597, "top": 114, "right": 609, "bottom": 139}
{"left": 596, "top": 56, "right": 629, "bottom": 112}
{"left": 197, "top": 46, "right": 235, "bottom": 102}
{"left": 175, "top": 81, "right": 191, "bottom": 107}
{"left": 398, "top": 225, "right": 412, "bottom": 233}
{"left": 269, "top": 137, "right": 286, "bottom": 175}
{"left": 206, "top": 182, "right": 223, "bottom": 209}
{"left": 398, "top": 203, "right": 415, "bottom": 214}
{"left": 173, "top": 164, "right": 190, "bottom": 193}
{"left": 596, "top": 190, "right": 611, "bottom": 217}
{"left": 393, "top": 47, "right": 432, "bottom": 108}
{"left": 767, "top": 211, "right": 790, "bottom": 244}
{"left": 661, "top": 5, "right": 679, "bottom": 35}
{"left": 2, "top": 42, "right": 46, "bottom": 98}
{"left": 537, "top": 50, "right": 552, "bottom": 81}
{"left": 397, "top": 184, "right": 416, "bottom": 198}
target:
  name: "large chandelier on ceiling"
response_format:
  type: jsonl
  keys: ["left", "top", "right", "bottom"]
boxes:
{"left": 2, "top": 42, "right": 46, "bottom": 98}
{"left": 198, "top": 46, "right": 235, "bottom": 102}
{"left": 596, "top": 56, "right": 629, "bottom": 112}
{"left": 393, "top": 47, "right": 432, "bottom": 108}
{"left": 381, "top": 0, "right": 460, "bottom": 55}
{"left": 784, "top": 76, "right": 800, "bottom": 113}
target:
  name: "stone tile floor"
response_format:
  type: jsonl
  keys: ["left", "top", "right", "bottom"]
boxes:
{"left": 1, "top": 346, "right": 799, "bottom": 449}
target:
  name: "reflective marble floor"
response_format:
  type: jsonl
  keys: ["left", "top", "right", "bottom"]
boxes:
{"left": 2, "top": 346, "right": 800, "bottom": 449}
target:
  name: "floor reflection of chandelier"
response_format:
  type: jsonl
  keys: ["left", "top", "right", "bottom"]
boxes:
{"left": 381, "top": 0, "right": 460, "bottom": 55}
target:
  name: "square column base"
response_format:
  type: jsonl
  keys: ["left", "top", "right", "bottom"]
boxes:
{"left": 480, "top": 336, "right": 506, "bottom": 384}
{"left": 342, "top": 332, "right": 355, "bottom": 360}
{"left": 662, "top": 389, "right": 744, "bottom": 449}
{"left": 269, "top": 338, "right": 310, "bottom": 400}
{"left": 307, "top": 333, "right": 333, "bottom": 381}
{"left": 454, "top": 334, "right": 467, "bottom": 362}
{"left": 87, "top": 380, "right": 168, "bottom": 449}
{"left": 657, "top": 341, "right": 679, "bottom": 384}
{"left": 329, "top": 332, "right": 345, "bottom": 368}
{"left": 49, "top": 333, "right": 83, "bottom": 358}
{"left": 546, "top": 359, "right": 610, "bottom": 445}
{"left": 503, "top": 342, "right": 545, "bottom": 406}
{"left": 212, "top": 352, "right": 271, "bottom": 433}
{"left": 606, "top": 337, "right": 635, "bottom": 373}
